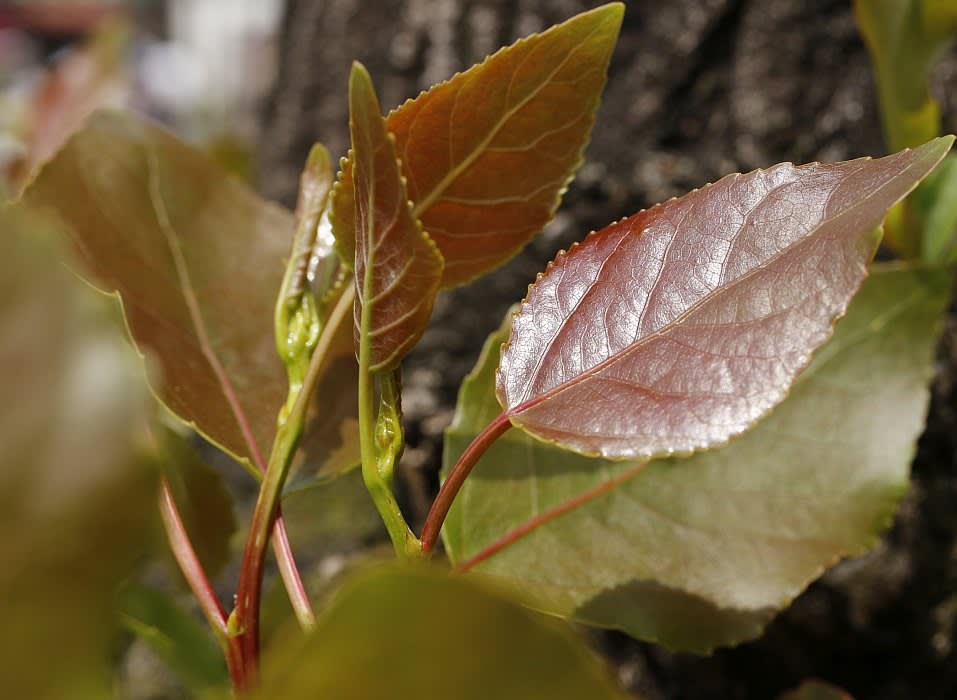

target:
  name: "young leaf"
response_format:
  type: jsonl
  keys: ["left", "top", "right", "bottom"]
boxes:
{"left": 255, "top": 567, "right": 628, "bottom": 699}
{"left": 498, "top": 139, "right": 952, "bottom": 460}
{"left": 349, "top": 63, "right": 444, "bottom": 371}
{"left": 332, "top": 3, "right": 624, "bottom": 287}
{"left": 444, "top": 264, "right": 949, "bottom": 652}
{"left": 0, "top": 207, "right": 156, "bottom": 697}
{"left": 22, "top": 110, "right": 349, "bottom": 477}
{"left": 119, "top": 583, "right": 229, "bottom": 690}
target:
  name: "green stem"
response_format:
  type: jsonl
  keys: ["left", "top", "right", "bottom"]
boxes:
{"left": 357, "top": 270, "right": 420, "bottom": 560}
{"left": 234, "top": 286, "right": 352, "bottom": 684}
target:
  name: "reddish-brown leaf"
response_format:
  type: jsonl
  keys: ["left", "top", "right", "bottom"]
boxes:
{"left": 349, "top": 63, "right": 444, "bottom": 372}
{"left": 497, "top": 138, "right": 953, "bottom": 459}
{"left": 22, "top": 111, "right": 292, "bottom": 473}
{"left": 332, "top": 3, "right": 623, "bottom": 287}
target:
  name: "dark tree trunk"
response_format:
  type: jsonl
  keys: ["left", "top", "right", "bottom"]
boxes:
{"left": 259, "top": 2, "right": 957, "bottom": 698}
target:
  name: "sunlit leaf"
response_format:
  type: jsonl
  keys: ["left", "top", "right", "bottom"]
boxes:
{"left": 497, "top": 140, "right": 952, "bottom": 460}
{"left": 22, "top": 110, "right": 352, "bottom": 477}
{"left": 779, "top": 680, "right": 854, "bottom": 700}
{"left": 348, "top": 63, "right": 443, "bottom": 371}
{"left": 255, "top": 566, "right": 629, "bottom": 699}
{"left": 0, "top": 207, "right": 156, "bottom": 696}
{"left": 119, "top": 583, "right": 228, "bottom": 690}
{"left": 444, "top": 264, "right": 949, "bottom": 652}
{"left": 332, "top": 3, "right": 624, "bottom": 287}
{"left": 159, "top": 429, "right": 237, "bottom": 580}
{"left": 855, "top": 0, "right": 957, "bottom": 153}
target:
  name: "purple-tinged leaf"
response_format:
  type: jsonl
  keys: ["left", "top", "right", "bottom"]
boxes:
{"left": 497, "top": 138, "right": 953, "bottom": 459}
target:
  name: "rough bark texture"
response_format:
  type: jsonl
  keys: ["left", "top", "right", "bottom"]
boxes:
{"left": 259, "top": 1, "right": 957, "bottom": 698}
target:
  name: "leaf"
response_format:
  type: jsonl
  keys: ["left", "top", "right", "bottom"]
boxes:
{"left": 497, "top": 139, "right": 952, "bottom": 460}
{"left": 349, "top": 62, "right": 444, "bottom": 371}
{"left": 915, "top": 154, "right": 957, "bottom": 263}
{"left": 332, "top": 3, "right": 624, "bottom": 287}
{"left": 160, "top": 429, "right": 237, "bottom": 580}
{"left": 255, "top": 566, "right": 629, "bottom": 700}
{"left": 119, "top": 583, "right": 229, "bottom": 690}
{"left": 855, "top": 0, "right": 957, "bottom": 152}
{"left": 0, "top": 207, "right": 156, "bottom": 697}
{"left": 22, "top": 110, "right": 350, "bottom": 476}
{"left": 444, "top": 263, "right": 950, "bottom": 652}
{"left": 779, "top": 680, "right": 854, "bottom": 700}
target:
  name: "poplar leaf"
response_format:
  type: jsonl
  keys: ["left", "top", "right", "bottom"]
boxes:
{"left": 332, "top": 3, "right": 623, "bottom": 287}
{"left": 498, "top": 139, "right": 952, "bottom": 459}
{"left": 348, "top": 62, "right": 443, "bottom": 371}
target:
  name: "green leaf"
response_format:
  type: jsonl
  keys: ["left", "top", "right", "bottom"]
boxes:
{"left": 22, "top": 110, "right": 353, "bottom": 478}
{"left": 348, "top": 62, "right": 444, "bottom": 371}
{"left": 779, "top": 680, "right": 854, "bottom": 700}
{"left": 332, "top": 3, "right": 624, "bottom": 287}
{"left": 855, "top": 0, "right": 957, "bottom": 152}
{"left": 119, "top": 583, "right": 228, "bottom": 690}
{"left": 159, "top": 428, "right": 237, "bottom": 580}
{"left": 497, "top": 140, "right": 951, "bottom": 460}
{"left": 255, "top": 566, "right": 629, "bottom": 699}
{"left": 916, "top": 154, "right": 957, "bottom": 263}
{"left": 444, "top": 263, "right": 949, "bottom": 652}
{"left": 0, "top": 206, "right": 156, "bottom": 697}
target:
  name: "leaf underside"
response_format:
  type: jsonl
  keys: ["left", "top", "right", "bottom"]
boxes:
{"left": 332, "top": 3, "right": 624, "bottom": 287}
{"left": 445, "top": 263, "right": 950, "bottom": 652}
{"left": 498, "top": 138, "right": 953, "bottom": 460}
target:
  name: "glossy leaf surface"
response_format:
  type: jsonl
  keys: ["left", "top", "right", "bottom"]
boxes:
{"left": 349, "top": 63, "right": 443, "bottom": 371}
{"left": 498, "top": 140, "right": 952, "bottom": 459}
{"left": 255, "top": 567, "right": 628, "bottom": 699}
{"left": 445, "top": 265, "right": 949, "bottom": 651}
{"left": 0, "top": 208, "right": 156, "bottom": 696}
{"left": 23, "top": 110, "right": 351, "bottom": 475}
{"left": 332, "top": 3, "right": 623, "bottom": 287}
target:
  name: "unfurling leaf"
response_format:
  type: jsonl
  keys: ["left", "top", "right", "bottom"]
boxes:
{"left": 445, "top": 264, "right": 949, "bottom": 652}
{"left": 256, "top": 567, "right": 628, "bottom": 699}
{"left": 348, "top": 62, "right": 443, "bottom": 372}
{"left": 497, "top": 139, "right": 952, "bottom": 460}
{"left": 332, "top": 3, "right": 624, "bottom": 287}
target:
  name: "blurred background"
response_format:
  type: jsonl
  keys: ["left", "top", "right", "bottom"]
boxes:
{"left": 0, "top": 0, "right": 283, "bottom": 186}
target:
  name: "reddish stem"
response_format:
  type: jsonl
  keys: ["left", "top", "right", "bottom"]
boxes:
{"left": 158, "top": 478, "right": 245, "bottom": 690}
{"left": 420, "top": 412, "right": 512, "bottom": 553}
{"left": 456, "top": 461, "right": 649, "bottom": 572}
